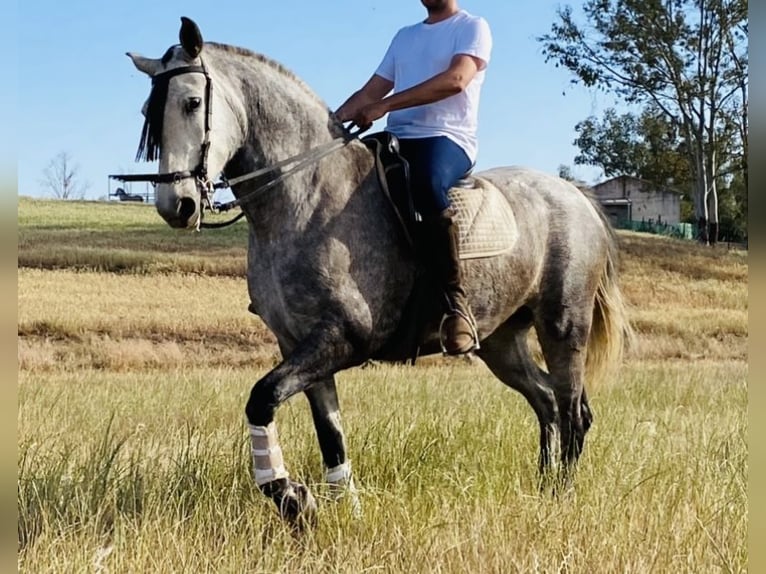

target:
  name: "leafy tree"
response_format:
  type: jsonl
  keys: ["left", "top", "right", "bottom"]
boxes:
{"left": 716, "top": 170, "right": 747, "bottom": 242}
{"left": 40, "top": 151, "right": 90, "bottom": 200}
{"left": 575, "top": 108, "right": 691, "bottom": 186}
{"left": 572, "top": 104, "right": 751, "bottom": 237}
{"left": 573, "top": 110, "right": 641, "bottom": 178}
{"left": 539, "top": 0, "right": 748, "bottom": 244}
{"left": 573, "top": 106, "right": 694, "bottom": 214}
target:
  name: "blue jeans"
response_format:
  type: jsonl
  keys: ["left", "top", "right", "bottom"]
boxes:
{"left": 395, "top": 136, "right": 472, "bottom": 217}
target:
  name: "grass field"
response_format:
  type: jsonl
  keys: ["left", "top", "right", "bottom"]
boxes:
{"left": 17, "top": 197, "right": 748, "bottom": 573}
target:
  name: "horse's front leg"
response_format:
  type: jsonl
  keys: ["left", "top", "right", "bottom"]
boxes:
{"left": 305, "top": 379, "right": 361, "bottom": 515}
{"left": 245, "top": 325, "right": 357, "bottom": 530}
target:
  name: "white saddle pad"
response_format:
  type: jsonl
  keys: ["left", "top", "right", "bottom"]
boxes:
{"left": 448, "top": 178, "right": 518, "bottom": 259}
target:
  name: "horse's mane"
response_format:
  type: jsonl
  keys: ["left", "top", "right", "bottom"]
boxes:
{"left": 205, "top": 42, "right": 328, "bottom": 110}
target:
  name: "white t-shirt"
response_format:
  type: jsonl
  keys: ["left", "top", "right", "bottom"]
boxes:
{"left": 375, "top": 10, "right": 492, "bottom": 162}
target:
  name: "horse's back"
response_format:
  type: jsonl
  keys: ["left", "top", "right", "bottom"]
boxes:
{"left": 458, "top": 166, "right": 613, "bottom": 335}
{"left": 476, "top": 166, "right": 600, "bottom": 215}
{"left": 473, "top": 166, "right": 609, "bottom": 255}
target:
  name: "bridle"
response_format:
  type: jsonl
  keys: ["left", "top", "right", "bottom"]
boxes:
{"left": 117, "top": 63, "right": 215, "bottom": 188}
{"left": 113, "top": 57, "right": 361, "bottom": 229}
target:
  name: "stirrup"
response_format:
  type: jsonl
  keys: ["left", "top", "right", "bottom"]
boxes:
{"left": 438, "top": 308, "right": 480, "bottom": 355}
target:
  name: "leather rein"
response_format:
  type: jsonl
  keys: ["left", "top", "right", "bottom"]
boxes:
{"left": 112, "top": 58, "right": 361, "bottom": 229}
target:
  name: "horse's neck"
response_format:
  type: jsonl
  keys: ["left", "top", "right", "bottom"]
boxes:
{"left": 233, "top": 59, "right": 372, "bottom": 235}
{"left": 243, "top": 59, "right": 338, "bottom": 160}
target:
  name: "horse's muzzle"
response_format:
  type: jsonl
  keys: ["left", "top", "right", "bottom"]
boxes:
{"left": 178, "top": 197, "right": 198, "bottom": 227}
{"left": 156, "top": 193, "right": 200, "bottom": 229}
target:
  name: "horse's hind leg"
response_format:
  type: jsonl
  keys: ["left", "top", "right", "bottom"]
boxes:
{"left": 581, "top": 387, "right": 593, "bottom": 433}
{"left": 476, "top": 307, "right": 560, "bottom": 475}
{"left": 535, "top": 302, "right": 594, "bottom": 472}
{"left": 305, "top": 378, "right": 361, "bottom": 513}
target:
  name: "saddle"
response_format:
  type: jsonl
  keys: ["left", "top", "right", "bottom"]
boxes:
{"left": 361, "top": 132, "right": 516, "bottom": 259}
{"left": 361, "top": 132, "right": 418, "bottom": 247}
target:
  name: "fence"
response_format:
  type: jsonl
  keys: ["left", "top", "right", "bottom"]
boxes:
{"left": 614, "top": 219, "right": 694, "bottom": 240}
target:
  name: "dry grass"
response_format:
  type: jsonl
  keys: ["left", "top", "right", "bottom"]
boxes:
{"left": 18, "top": 269, "right": 256, "bottom": 338}
{"left": 18, "top": 229, "right": 748, "bottom": 370}
{"left": 616, "top": 232, "right": 747, "bottom": 363}
{"left": 18, "top": 268, "right": 280, "bottom": 371}
{"left": 18, "top": 363, "right": 746, "bottom": 573}
{"left": 17, "top": 198, "right": 748, "bottom": 572}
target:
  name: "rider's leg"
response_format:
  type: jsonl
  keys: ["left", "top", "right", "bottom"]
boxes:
{"left": 397, "top": 136, "right": 478, "bottom": 355}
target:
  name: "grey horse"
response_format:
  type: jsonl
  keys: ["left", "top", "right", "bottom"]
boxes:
{"left": 126, "top": 17, "right": 630, "bottom": 528}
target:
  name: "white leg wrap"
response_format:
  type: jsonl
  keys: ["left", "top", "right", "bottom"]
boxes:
{"left": 326, "top": 461, "right": 352, "bottom": 484}
{"left": 248, "top": 422, "right": 289, "bottom": 486}
{"left": 326, "top": 460, "right": 362, "bottom": 517}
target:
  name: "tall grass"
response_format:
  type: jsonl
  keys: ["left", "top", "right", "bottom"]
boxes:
{"left": 18, "top": 363, "right": 746, "bottom": 573}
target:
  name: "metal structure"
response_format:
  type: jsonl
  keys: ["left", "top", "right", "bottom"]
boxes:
{"left": 107, "top": 174, "right": 155, "bottom": 203}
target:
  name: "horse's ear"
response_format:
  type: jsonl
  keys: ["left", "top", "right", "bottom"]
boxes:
{"left": 127, "top": 52, "right": 162, "bottom": 77}
{"left": 179, "top": 17, "right": 204, "bottom": 59}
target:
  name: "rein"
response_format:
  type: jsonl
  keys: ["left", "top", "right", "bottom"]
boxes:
{"left": 200, "top": 131, "right": 361, "bottom": 228}
{"left": 211, "top": 134, "right": 357, "bottom": 199}
{"left": 112, "top": 57, "right": 362, "bottom": 230}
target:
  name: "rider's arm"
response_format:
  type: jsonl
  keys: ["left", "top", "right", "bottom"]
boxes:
{"left": 378, "top": 54, "right": 483, "bottom": 113}
{"left": 335, "top": 75, "right": 394, "bottom": 122}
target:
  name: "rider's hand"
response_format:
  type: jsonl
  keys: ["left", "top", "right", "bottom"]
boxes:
{"left": 350, "top": 101, "right": 388, "bottom": 132}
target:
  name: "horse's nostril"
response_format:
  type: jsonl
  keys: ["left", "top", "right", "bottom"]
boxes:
{"left": 179, "top": 197, "right": 197, "bottom": 223}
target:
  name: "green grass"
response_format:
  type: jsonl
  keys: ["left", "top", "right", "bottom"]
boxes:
{"left": 18, "top": 197, "right": 249, "bottom": 275}
{"left": 17, "top": 197, "right": 748, "bottom": 572}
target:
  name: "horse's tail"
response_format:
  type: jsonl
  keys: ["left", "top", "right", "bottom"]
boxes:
{"left": 585, "top": 202, "right": 635, "bottom": 388}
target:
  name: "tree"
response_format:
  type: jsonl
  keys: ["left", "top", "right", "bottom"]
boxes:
{"left": 40, "top": 152, "right": 90, "bottom": 200}
{"left": 539, "top": 0, "right": 748, "bottom": 244}
{"left": 573, "top": 106, "right": 695, "bottom": 215}
{"left": 574, "top": 107, "right": 692, "bottom": 187}
{"left": 716, "top": 169, "right": 747, "bottom": 242}
{"left": 574, "top": 109, "right": 644, "bottom": 178}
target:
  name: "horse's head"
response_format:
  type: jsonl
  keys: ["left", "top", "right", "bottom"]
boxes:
{"left": 127, "top": 17, "right": 241, "bottom": 229}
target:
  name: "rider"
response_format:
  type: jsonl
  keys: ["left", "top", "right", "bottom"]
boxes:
{"left": 335, "top": 0, "right": 492, "bottom": 355}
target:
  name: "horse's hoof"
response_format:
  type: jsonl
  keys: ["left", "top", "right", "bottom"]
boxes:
{"left": 328, "top": 479, "right": 363, "bottom": 519}
{"left": 275, "top": 480, "right": 318, "bottom": 531}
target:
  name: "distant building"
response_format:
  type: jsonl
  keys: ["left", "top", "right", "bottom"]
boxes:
{"left": 591, "top": 175, "right": 682, "bottom": 226}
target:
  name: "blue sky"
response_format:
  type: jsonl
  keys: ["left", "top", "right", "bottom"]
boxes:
{"left": 17, "top": 1, "right": 623, "bottom": 199}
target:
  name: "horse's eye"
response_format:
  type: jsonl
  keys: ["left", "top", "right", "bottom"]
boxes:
{"left": 185, "top": 97, "right": 202, "bottom": 113}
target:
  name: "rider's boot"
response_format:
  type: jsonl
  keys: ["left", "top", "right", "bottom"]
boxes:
{"left": 423, "top": 207, "right": 480, "bottom": 355}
